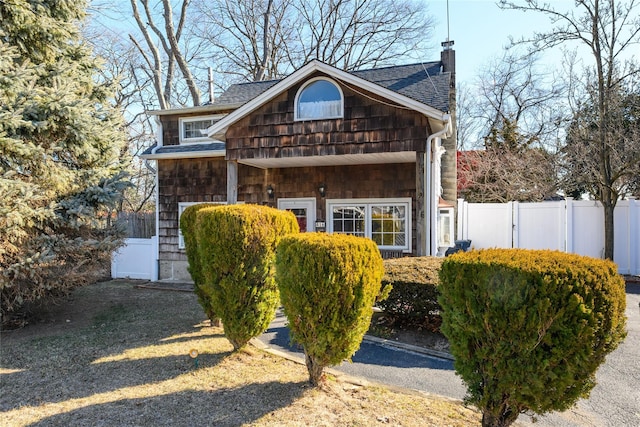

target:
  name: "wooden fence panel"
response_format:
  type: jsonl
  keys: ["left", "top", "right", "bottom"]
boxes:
{"left": 117, "top": 212, "right": 156, "bottom": 238}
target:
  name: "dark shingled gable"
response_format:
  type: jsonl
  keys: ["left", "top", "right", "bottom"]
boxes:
{"left": 215, "top": 61, "right": 451, "bottom": 113}
{"left": 142, "top": 61, "right": 451, "bottom": 158}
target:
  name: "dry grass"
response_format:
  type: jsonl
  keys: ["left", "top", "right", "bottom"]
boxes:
{"left": 1, "top": 280, "right": 481, "bottom": 426}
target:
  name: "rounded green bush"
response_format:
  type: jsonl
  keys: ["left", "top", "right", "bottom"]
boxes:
{"left": 180, "top": 203, "right": 221, "bottom": 322}
{"left": 195, "top": 204, "right": 299, "bottom": 350}
{"left": 276, "top": 233, "right": 384, "bottom": 385}
{"left": 438, "top": 249, "right": 627, "bottom": 427}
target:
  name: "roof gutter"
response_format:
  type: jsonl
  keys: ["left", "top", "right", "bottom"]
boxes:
{"left": 145, "top": 103, "right": 242, "bottom": 116}
{"left": 141, "top": 150, "right": 226, "bottom": 160}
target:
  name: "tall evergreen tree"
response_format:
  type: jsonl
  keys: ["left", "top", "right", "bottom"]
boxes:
{"left": 0, "top": 0, "right": 129, "bottom": 322}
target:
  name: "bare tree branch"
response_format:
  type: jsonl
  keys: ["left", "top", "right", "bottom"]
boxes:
{"left": 500, "top": 0, "right": 640, "bottom": 259}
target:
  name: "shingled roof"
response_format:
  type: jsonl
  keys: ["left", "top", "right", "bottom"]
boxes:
{"left": 140, "top": 142, "right": 225, "bottom": 159}
{"left": 215, "top": 61, "right": 451, "bottom": 113}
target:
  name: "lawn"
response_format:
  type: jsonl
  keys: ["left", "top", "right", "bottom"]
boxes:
{"left": 0, "top": 280, "right": 481, "bottom": 426}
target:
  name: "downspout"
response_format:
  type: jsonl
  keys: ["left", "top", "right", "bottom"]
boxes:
{"left": 425, "top": 114, "right": 452, "bottom": 256}
{"left": 151, "top": 115, "right": 164, "bottom": 155}
{"left": 151, "top": 116, "right": 163, "bottom": 281}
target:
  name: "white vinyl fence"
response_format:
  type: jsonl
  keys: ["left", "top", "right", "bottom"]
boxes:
{"left": 457, "top": 198, "right": 639, "bottom": 276}
{"left": 111, "top": 237, "right": 158, "bottom": 281}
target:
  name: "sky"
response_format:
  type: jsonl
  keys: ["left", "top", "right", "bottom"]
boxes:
{"left": 90, "top": 0, "right": 637, "bottom": 95}
{"left": 428, "top": 0, "right": 575, "bottom": 85}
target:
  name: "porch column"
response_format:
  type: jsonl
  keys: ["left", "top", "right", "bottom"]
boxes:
{"left": 416, "top": 152, "right": 427, "bottom": 256}
{"left": 227, "top": 160, "right": 238, "bottom": 204}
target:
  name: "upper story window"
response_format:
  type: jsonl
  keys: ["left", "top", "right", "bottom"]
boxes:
{"left": 295, "top": 78, "right": 343, "bottom": 121}
{"left": 179, "top": 115, "right": 223, "bottom": 144}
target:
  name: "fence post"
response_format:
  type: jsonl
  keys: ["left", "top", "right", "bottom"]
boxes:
{"left": 629, "top": 198, "right": 638, "bottom": 276}
{"left": 456, "top": 199, "right": 467, "bottom": 240}
{"left": 565, "top": 198, "right": 574, "bottom": 254}
{"left": 151, "top": 235, "right": 159, "bottom": 281}
{"left": 510, "top": 201, "right": 519, "bottom": 249}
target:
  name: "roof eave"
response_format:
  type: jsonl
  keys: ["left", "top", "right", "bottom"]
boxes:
{"left": 140, "top": 150, "right": 226, "bottom": 160}
{"left": 146, "top": 103, "right": 243, "bottom": 116}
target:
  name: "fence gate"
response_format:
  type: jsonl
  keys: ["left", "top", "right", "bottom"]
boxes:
{"left": 111, "top": 237, "right": 158, "bottom": 281}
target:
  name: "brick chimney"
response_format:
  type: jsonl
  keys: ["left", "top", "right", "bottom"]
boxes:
{"left": 440, "top": 40, "right": 456, "bottom": 89}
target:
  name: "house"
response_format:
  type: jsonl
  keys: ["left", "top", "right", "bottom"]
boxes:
{"left": 142, "top": 45, "right": 458, "bottom": 281}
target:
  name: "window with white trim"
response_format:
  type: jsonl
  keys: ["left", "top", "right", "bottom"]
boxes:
{"left": 177, "top": 202, "right": 225, "bottom": 249}
{"left": 179, "top": 115, "right": 224, "bottom": 143}
{"left": 328, "top": 198, "right": 411, "bottom": 252}
{"left": 295, "top": 78, "right": 343, "bottom": 121}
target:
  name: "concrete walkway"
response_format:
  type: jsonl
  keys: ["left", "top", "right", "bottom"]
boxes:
{"left": 256, "top": 287, "right": 640, "bottom": 427}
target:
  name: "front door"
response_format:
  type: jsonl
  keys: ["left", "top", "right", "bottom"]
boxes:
{"left": 278, "top": 198, "right": 316, "bottom": 232}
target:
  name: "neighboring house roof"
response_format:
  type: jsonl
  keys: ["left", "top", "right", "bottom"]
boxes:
{"left": 457, "top": 150, "right": 484, "bottom": 192}
{"left": 141, "top": 142, "right": 225, "bottom": 160}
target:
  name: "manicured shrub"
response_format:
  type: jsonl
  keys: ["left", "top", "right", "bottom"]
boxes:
{"left": 195, "top": 204, "right": 299, "bottom": 350}
{"left": 179, "top": 203, "right": 220, "bottom": 323}
{"left": 377, "top": 257, "right": 443, "bottom": 330}
{"left": 438, "top": 249, "right": 627, "bottom": 427}
{"left": 276, "top": 233, "right": 384, "bottom": 385}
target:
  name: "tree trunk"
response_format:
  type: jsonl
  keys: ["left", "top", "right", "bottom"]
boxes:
{"left": 228, "top": 336, "right": 246, "bottom": 351}
{"left": 482, "top": 409, "right": 519, "bottom": 427}
{"left": 603, "top": 198, "right": 615, "bottom": 260}
{"left": 162, "top": 0, "right": 201, "bottom": 106}
{"left": 305, "top": 353, "right": 325, "bottom": 386}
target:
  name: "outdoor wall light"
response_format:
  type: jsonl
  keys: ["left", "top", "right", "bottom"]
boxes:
{"left": 266, "top": 184, "right": 274, "bottom": 198}
{"left": 318, "top": 183, "right": 326, "bottom": 198}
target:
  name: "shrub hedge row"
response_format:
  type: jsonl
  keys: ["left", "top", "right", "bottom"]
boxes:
{"left": 377, "top": 256, "right": 444, "bottom": 330}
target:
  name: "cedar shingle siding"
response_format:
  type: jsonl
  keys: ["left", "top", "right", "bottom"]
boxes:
{"left": 226, "top": 73, "right": 430, "bottom": 161}
{"left": 157, "top": 158, "right": 417, "bottom": 265}
{"left": 157, "top": 158, "right": 227, "bottom": 264}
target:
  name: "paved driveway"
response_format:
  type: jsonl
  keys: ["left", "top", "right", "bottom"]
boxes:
{"left": 257, "top": 286, "right": 640, "bottom": 427}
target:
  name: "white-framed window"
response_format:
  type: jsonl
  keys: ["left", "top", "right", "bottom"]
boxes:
{"left": 294, "top": 77, "right": 344, "bottom": 121}
{"left": 327, "top": 198, "right": 411, "bottom": 252}
{"left": 179, "top": 115, "right": 224, "bottom": 144}
{"left": 277, "top": 198, "right": 316, "bottom": 232}
{"left": 177, "top": 202, "right": 226, "bottom": 249}
{"left": 438, "top": 207, "right": 454, "bottom": 249}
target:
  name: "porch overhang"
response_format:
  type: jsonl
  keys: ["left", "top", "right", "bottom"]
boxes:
{"left": 238, "top": 151, "right": 416, "bottom": 169}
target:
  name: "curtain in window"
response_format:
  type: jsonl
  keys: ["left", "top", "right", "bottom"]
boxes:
{"left": 298, "top": 100, "right": 342, "bottom": 120}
